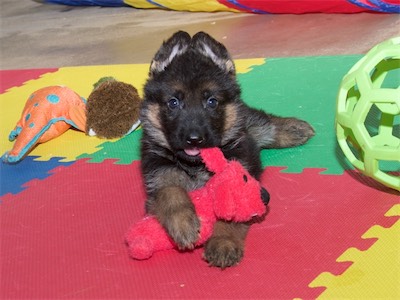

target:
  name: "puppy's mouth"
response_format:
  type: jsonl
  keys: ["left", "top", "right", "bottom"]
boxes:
{"left": 184, "top": 147, "right": 200, "bottom": 156}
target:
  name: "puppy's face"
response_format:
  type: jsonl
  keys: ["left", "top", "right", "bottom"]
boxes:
{"left": 142, "top": 32, "right": 241, "bottom": 163}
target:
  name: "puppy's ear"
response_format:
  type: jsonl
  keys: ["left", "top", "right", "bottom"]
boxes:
{"left": 150, "top": 31, "right": 191, "bottom": 76}
{"left": 191, "top": 32, "right": 235, "bottom": 75}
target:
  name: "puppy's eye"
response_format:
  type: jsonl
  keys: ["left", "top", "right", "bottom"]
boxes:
{"left": 168, "top": 97, "right": 180, "bottom": 110}
{"left": 206, "top": 97, "right": 218, "bottom": 109}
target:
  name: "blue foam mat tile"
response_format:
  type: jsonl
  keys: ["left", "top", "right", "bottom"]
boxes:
{"left": 0, "top": 156, "right": 75, "bottom": 197}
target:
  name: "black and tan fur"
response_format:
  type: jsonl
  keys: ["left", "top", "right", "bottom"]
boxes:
{"left": 139, "top": 31, "right": 314, "bottom": 268}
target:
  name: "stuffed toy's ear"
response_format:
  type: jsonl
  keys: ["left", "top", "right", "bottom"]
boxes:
{"left": 199, "top": 148, "right": 227, "bottom": 174}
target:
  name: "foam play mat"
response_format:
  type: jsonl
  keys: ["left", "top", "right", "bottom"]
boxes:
{"left": 45, "top": 0, "right": 400, "bottom": 13}
{"left": 1, "top": 57, "right": 399, "bottom": 299}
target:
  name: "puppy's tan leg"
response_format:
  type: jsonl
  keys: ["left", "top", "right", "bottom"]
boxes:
{"left": 203, "top": 221, "right": 249, "bottom": 269}
{"left": 147, "top": 186, "right": 200, "bottom": 250}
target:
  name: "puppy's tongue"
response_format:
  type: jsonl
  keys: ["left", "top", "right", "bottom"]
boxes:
{"left": 184, "top": 148, "right": 200, "bottom": 156}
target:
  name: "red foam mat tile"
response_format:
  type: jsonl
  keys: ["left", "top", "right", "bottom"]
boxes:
{"left": 0, "top": 68, "right": 58, "bottom": 93}
{"left": 1, "top": 162, "right": 398, "bottom": 299}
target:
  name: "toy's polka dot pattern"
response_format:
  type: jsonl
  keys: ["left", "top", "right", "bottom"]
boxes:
{"left": 46, "top": 94, "right": 60, "bottom": 104}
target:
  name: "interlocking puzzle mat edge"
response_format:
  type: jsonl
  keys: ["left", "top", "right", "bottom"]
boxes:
{"left": 309, "top": 204, "right": 400, "bottom": 299}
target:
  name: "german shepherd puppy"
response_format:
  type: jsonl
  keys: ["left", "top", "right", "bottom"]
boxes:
{"left": 139, "top": 31, "right": 314, "bottom": 268}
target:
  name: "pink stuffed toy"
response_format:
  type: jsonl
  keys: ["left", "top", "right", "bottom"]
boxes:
{"left": 126, "top": 147, "right": 270, "bottom": 260}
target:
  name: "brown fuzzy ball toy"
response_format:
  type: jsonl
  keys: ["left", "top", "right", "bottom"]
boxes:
{"left": 86, "top": 78, "right": 142, "bottom": 139}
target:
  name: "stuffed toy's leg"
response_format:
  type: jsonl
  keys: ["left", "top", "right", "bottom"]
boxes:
{"left": 4, "top": 119, "right": 72, "bottom": 163}
{"left": 125, "top": 216, "right": 176, "bottom": 260}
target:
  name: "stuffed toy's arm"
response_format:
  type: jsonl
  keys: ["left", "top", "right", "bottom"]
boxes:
{"left": 126, "top": 189, "right": 217, "bottom": 260}
{"left": 125, "top": 216, "right": 176, "bottom": 260}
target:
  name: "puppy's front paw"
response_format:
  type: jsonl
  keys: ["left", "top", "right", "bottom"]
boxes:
{"left": 203, "top": 236, "right": 244, "bottom": 269}
{"left": 151, "top": 186, "right": 201, "bottom": 250}
{"left": 166, "top": 208, "right": 201, "bottom": 250}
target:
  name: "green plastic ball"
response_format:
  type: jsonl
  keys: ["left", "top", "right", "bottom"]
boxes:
{"left": 336, "top": 37, "right": 400, "bottom": 191}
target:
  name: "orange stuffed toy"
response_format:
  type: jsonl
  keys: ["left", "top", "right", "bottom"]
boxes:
{"left": 2, "top": 86, "right": 86, "bottom": 163}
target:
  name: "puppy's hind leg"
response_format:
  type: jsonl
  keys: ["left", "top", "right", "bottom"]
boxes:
{"left": 245, "top": 106, "right": 315, "bottom": 149}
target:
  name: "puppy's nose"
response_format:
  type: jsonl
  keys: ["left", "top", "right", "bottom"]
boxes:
{"left": 186, "top": 133, "right": 204, "bottom": 146}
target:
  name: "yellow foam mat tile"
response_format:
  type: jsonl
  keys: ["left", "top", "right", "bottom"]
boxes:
{"left": 0, "top": 59, "right": 265, "bottom": 162}
{"left": 309, "top": 204, "right": 400, "bottom": 299}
